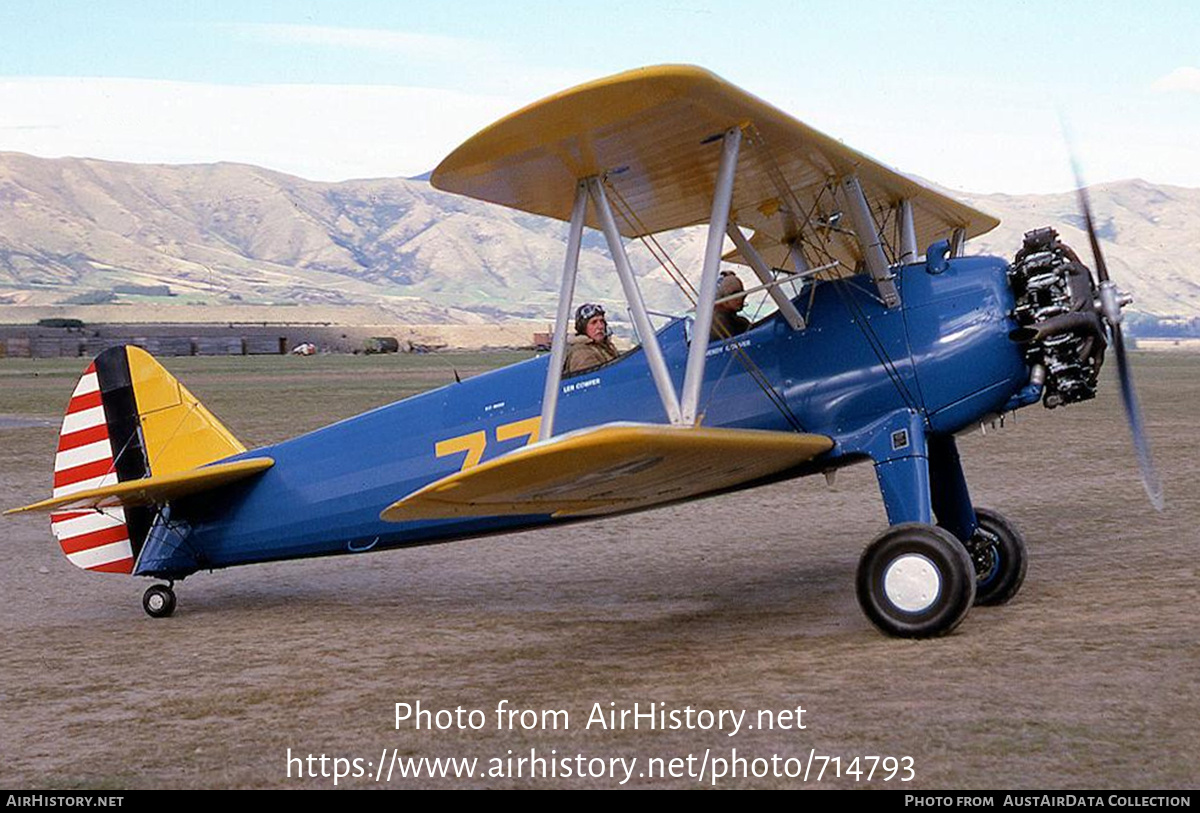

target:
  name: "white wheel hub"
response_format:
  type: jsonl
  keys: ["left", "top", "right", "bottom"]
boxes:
{"left": 882, "top": 554, "right": 942, "bottom": 613}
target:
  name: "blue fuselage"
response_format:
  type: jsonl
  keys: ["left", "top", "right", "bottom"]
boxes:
{"left": 138, "top": 256, "right": 1029, "bottom": 578}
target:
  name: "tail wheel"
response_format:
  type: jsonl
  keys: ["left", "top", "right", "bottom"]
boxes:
{"left": 857, "top": 523, "right": 976, "bottom": 638}
{"left": 971, "top": 508, "right": 1028, "bottom": 606}
{"left": 143, "top": 584, "right": 177, "bottom": 618}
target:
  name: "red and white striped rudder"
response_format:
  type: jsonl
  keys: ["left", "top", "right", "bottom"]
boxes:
{"left": 49, "top": 362, "right": 135, "bottom": 574}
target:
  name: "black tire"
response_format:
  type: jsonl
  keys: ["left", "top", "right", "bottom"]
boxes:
{"left": 857, "top": 523, "right": 976, "bottom": 638}
{"left": 971, "top": 508, "right": 1027, "bottom": 606}
{"left": 143, "top": 584, "right": 176, "bottom": 618}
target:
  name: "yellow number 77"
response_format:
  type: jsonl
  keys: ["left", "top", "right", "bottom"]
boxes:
{"left": 435, "top": 416, "right": 542, "bottom": 472}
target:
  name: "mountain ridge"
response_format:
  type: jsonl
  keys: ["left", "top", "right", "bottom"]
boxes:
{"left": 0, "top": 151, "right": 1196, "bottom": 320}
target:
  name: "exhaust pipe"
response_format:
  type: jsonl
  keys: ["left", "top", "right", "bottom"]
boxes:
{"left": 1009, "top": 311, "right": 1104, "bottom": 344}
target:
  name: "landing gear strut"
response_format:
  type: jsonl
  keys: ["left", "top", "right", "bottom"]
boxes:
{"left": 143, "top": 583, "right": 177, "bottom": 618}
{"left": 856, "top": 523, "right": 976, "bottom": 638}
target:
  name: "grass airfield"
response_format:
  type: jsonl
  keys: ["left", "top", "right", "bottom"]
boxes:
{"left": 1, "top": 351, "right": 1197, "bottom": 789}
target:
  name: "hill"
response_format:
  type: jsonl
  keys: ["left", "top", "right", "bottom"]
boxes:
{"left": 0, "top": 152, "right": 1195, "bottom": 322}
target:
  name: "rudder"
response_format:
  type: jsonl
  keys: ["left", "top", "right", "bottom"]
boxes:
{"left": 49, "top": 345, "right": 247, "bottom": 574}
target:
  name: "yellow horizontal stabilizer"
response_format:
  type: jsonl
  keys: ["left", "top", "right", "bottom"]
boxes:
{"left": 381, "top": 423, "right": 833, "bottom": 523}
{"left": 6, "top": 458, "right": 274, "bottom": 515}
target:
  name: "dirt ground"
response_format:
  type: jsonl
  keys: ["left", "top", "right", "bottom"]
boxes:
{"left": 1, "top": 352, "right": 1197, "bottom": 789}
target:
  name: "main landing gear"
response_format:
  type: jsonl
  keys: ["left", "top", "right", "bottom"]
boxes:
{"left": 967, "top": 508, "right": 1027, "bottom": 607}
{"left": 856, "top": 524, "right": 976, "bottom": 638}
{"left": 143, "top": 583, "right": 177, "bottom": 618}
{"left": 854, "top": 421, "right": 1032, "bottom": 637}
{"left": 855, "top": 509, "right": 1028, "bottom": 637}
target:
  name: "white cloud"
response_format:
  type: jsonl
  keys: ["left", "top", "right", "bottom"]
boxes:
{"left": 0, "top": 70, "right": 1193, "bottom": 195}
{"left": 235, "top": 23, "right": 491, "bottom": 62}
{"left": 0, "top": 77, "right": 517, "bottom": 181}
{"left": 1151, "top": 67, "right": 1200, "bottom": 94}
{"left": 225, "top": 23, "right": 591, "bottom": 102}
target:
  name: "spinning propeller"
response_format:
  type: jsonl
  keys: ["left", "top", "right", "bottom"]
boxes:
{"left": 1070, "top": 161, "right": 1165, "bottom": 511}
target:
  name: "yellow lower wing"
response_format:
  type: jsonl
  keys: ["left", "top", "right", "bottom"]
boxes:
{"left": 6, "top": 458, "right": 274, "bottom": 515}
{"left": 381, "top": 423, "right": 833, "bottom": 522}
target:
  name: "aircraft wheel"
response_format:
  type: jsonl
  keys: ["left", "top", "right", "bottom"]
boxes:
{"left": 971, "top": 508, "right": 1027, "bottom": 606}
{"left": 857, "top": 523, "right": 976, "bottom": 638}
{"left": 143, "top": 584, "right": 177, "bottom": 618}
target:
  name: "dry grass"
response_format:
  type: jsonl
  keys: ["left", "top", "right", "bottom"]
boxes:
{"left": 2, "top": 352, "right": 1197, "bottom": 788}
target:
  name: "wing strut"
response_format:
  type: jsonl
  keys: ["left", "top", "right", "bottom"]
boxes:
{"left": 681, "top": 126, "right": 742, "bottom": 426}
{"left": 949, "top": 227, "right": 967, "bottom": 258}
{"left": 538, "top": 181, "right": 589, "bottom": 441}
{"left": 898, "top": 199, "right": 918, "bottom": 264}
{"left": 725, "top": 223, "right": 806, "bottom": 330}
{"left": 539, "top": 126, "right": 755, "bottom": 436}
{"left": 839, "top": 175, "right": 901, "bottom": 308}
{"left": 789, "top": 242, "right": 811, "bottom": 277}
{"left": 588, "top": 177, "right": 683, "bottom": 425}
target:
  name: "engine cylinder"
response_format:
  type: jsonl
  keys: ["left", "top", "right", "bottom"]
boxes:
{"left": 1008, "top": 227, "right": 1106, "bottom": 408}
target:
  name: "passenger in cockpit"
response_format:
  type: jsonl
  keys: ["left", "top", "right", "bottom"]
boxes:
{"left": 711, "top": 271, "right": 750, "bottom": 340}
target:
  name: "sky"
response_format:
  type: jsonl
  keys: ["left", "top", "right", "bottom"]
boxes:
{"left": 0, "top": 0, "right": 1196, "bottom": 194}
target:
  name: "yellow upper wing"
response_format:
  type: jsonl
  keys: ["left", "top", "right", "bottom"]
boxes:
{"left": 381, "top": 423, "right": 833, "bottom": 522}
{"left": 432, "top": 65, "right": 998, "bottom": 269}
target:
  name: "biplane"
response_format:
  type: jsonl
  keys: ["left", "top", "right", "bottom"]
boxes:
{"left": 7, "top": 66, "right": 1162, "bottom": 637}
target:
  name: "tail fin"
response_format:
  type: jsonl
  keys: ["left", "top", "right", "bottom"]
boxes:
{"left": 49, "top": 345, "right": 246, "bottom": 573}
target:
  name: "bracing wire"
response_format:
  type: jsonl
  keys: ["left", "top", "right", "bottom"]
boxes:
{"left": 603, "top": 178, "right": 806, "bottom": 432}
{"left": 790, "top": 184, "right": 918, "bottom": 412}
{"left": 606, "top": 181, "right": 698, "bottom": 304}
